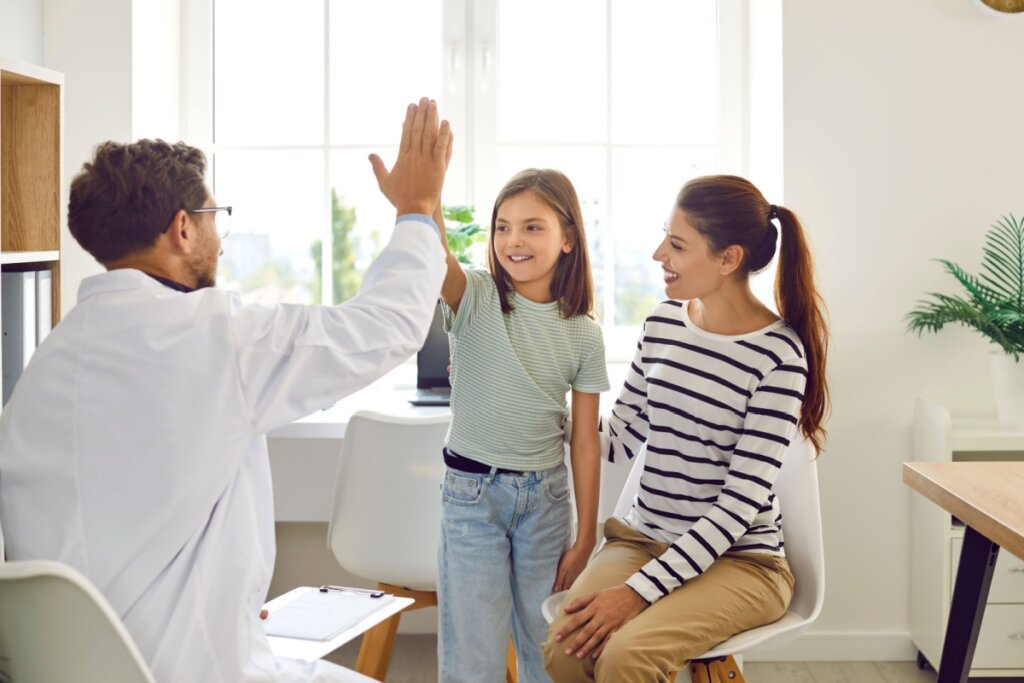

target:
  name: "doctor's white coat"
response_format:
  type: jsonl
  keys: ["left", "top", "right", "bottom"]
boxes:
{"left": 0, "top": 218, "right": 445, "bottom": 682}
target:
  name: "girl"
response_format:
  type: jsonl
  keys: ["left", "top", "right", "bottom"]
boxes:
{"left": 543, "top": 175, "right": 829, "bottom": 683}
{"left": 435, "top": 169, "right": 609, "bottom": 683}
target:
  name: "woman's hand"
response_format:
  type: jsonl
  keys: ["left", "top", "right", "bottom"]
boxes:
{"left": 553, "top": 584, "right": 649, "bottom": 660}
{"left": 552, "top": 540, "right": 594, "bottom": 593}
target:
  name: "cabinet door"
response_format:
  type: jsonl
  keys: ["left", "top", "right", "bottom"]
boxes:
{"left": 969, "top": 605, "right": 1024, "bottom": 668}
{"left": 951, "top": 537, "right": 1024, "bottom": 603}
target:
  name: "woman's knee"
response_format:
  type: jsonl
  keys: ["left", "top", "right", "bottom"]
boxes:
{"left": 543, "top": 624, "right": 593, "bottom": 682}
{"left": 592, "top": 631, "right": 670, "bottom": 683}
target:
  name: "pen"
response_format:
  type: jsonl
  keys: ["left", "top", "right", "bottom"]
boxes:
{"left": 319, "top": 584, "right": 385, "bottom": 598}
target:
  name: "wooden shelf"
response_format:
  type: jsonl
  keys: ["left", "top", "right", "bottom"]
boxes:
{"left": 0, "top": 250, "right": 60, "bottom": 266}
{"left": 0, "top": 57, "right": 63, "bottom": 409}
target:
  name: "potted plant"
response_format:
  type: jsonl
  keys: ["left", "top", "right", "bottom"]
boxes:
{"left": 906, "top": 213, "right": 1024, "bottom": 426}
{"left": 442, "top": 204, "right": 486, "bottom": 266}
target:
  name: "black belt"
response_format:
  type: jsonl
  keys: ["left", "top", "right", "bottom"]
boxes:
{"left": 443, "top": 448, "right": 527, "bottom": 476}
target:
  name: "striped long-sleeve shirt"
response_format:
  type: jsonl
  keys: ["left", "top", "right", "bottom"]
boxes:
{"left": 607, "top": 299, "right": 808, "bottom": 604}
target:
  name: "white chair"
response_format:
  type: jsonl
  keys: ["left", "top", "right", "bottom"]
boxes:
{"left": 327, "top": 410, "right": 519, "bottom": 682}
{"left": 543, "top": 438, "right": 825, "bottom": 683}
{"left": 0, "top": 559, "right": 157, "bottom": 683}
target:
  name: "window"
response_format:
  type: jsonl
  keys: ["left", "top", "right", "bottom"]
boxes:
{"left": 183, "top": 0, "right": 781, "bottom": 351}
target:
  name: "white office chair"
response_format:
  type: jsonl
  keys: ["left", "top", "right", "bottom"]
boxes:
{"left": 0, "top": 559, "right": 157, "bottom": 683}
{"left": 327, "top": 410, "right": 519, "bottom": 682}
{"left": 542, "top": 438, "right": 825, "bottom": 683}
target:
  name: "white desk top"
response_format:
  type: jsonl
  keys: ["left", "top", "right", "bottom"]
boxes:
{"left": 269, "top": 386, "right": 450, "bottom": 439}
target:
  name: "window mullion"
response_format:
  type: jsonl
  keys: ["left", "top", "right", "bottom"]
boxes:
{"left": 717, "top": 0, "right": 748, "bottom": 175}
{"left": 442, "top": 0, "right": 469, "bottom": 206}
{"left": 322, "top": 0, "right": 332, "bottom": 305}
{"left": 470, "top": 0, "right": 498, "bottom": 214}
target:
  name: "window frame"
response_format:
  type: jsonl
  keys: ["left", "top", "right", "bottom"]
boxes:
{"left": 181, "top": 0, "right": 778, "bottom": 361}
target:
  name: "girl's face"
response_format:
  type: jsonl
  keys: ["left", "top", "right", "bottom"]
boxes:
{"left": 493, "top": 190, "right": 572, "bottom": 301}
{"left": 652, "top": 206, "right": 726, "bottom": 301}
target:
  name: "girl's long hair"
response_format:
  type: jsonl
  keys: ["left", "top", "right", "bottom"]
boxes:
{"left": 677, "top": 175, "right": 830, "bottom": 452}
{"left": 487, "top": 168, "right": 595, "bottom": 319}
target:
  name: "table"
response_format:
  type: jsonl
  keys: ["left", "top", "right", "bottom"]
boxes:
{"left": 903, "top": 461, "right": 1024, "bottom": 683}
{"left": 263, "top": 586, "right": 414, "bottom": 662}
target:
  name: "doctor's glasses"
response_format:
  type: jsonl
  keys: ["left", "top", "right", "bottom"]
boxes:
{"left": 189, "top": 206, "right": 232, "bottom": 240}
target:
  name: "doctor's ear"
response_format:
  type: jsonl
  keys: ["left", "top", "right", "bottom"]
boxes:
{"left": 163, "top": 209, "right": 195, "bottom": 253}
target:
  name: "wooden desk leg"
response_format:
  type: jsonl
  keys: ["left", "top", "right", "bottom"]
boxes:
{"left": 937, "top": 525, "right": 999, "bottom": 683}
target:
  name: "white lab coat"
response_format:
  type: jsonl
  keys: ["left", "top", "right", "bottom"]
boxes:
{"left": 0, "top": 218, "right": 445, "bottom": 682}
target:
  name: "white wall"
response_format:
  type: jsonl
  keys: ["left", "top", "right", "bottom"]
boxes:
{"left": 45, "top": 0, "right": 133, "bottom": 315}
{"left": 44, "top": 0, "right": 182, "bottom": 316}
{"left": 0, "top": 0, "right": 43, "bottom": 65}
{"left": 777, "top": 0, "right": 1024, "bottom": 660}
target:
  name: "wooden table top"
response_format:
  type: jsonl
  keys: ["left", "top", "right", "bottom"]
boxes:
{"left": 903, "top": 461, "right": 1024, "bottom": 561}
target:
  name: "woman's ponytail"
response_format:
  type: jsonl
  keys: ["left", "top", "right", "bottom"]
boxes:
{"left": 775, "top": 206, "right": 830, "bottom": 453}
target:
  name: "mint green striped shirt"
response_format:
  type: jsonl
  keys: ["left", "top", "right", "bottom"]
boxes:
{"left": 442, "top": 269, "right": 609, "bottom": 471}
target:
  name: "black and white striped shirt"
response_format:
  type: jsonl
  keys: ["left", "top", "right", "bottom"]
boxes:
{"left": 607, "top": 300, "right": 808, "bottom": 604}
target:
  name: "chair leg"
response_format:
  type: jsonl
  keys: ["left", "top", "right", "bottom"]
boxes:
{"left": 506, "top": 637, "right": 517, "bottom": 683}
{"left": 355, "top": 583, "right": 439, "bottom": 681}
{"left": 691, "top": 655, "right": 746, "bottom": 683}
{"left": 355, "top": 611, "right": 401, "bottom": 681}
{"left": 690, "top": 661, "right": 713, "bottom": 683}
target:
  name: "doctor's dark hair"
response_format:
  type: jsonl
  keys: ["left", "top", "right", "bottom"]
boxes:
{"left": 486, "top": 168, "right": 595, "bottom": 319}
{"left": 676, "top": 174, "right": 830, "bottom": 453}
{"left": 68, "top": 139, "right": 209, "bottom": 264}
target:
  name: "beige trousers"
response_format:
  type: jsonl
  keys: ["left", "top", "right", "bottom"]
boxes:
{"left": 543, "top": 518, "right": 794, "bottom": 683}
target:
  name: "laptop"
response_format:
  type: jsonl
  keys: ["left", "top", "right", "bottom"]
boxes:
{"left": 409, "top": 303, "right": 451, "bottom": 406}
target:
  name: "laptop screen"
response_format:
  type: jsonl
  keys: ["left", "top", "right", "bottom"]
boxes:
{"left": 417, "top": 303, "right": 451, "bottom": 390}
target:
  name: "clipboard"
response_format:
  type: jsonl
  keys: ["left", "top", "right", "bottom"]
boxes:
{"left": 263, "top": 586, "right": 414, "bottom": 662}
{"left": 263, "top": 588, "right": 395, "bottom": 641}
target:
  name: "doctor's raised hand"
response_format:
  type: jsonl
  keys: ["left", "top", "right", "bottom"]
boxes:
{"left": 369, "top": 97, "right": 452, "bottom": 217}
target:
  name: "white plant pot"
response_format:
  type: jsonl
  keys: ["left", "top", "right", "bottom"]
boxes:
{"left": 990, "top": 351, "right": 1024, "bottom": 428}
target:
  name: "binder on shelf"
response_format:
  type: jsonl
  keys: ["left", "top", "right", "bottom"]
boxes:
{"left": 36, "top": 269, "right": 52, "bottom": 343}
{"left": 2, "top": 270, "right": 37, "bottom": 405}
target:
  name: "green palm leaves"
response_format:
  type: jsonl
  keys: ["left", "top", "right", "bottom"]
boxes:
{"left": 907, "top": 214, "right": 1024, "bottom": 359}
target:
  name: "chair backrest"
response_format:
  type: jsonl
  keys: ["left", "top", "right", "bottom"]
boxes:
{"left": 327, "top": 410, "right": 450, "bottom": 591}
{"left": 0, "top": 560, "right": 157, "bottom": 683}
{"left": 611, "top": 438, "right": 825, "bottom": 622}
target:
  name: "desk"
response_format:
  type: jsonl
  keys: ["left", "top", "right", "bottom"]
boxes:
{"left": 263, "top": 586, "right": 414, "bottom": 662}
{"left": 269, "top": 379, "right": 450, "bottom": 440}
{"left": 903, "top": 461, "right": 1024, "bottom": 683}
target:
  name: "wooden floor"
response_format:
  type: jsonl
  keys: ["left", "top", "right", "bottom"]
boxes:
{"left": 325, "top": 634, "right": 1024, "bottom": 682}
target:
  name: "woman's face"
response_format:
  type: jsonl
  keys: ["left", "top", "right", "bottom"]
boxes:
{"left": 652, "top": 206, "right": 726, "bottom": 301}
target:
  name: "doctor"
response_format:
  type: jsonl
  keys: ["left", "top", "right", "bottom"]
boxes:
{"left": 0, "top": 99, "right": 450, "bottom": 682}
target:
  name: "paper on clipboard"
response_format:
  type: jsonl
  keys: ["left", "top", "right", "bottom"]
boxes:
{"left": 263, "top": 588, "right": 396, "bottom": 641}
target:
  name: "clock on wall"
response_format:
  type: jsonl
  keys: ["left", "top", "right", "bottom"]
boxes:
{"left": 971, "top": 0, "right": 1024, "bottom": 16}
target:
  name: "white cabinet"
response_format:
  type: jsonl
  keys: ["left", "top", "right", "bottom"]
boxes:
{"left": 911, "top": 398, "right": 1024, "bottom": 676}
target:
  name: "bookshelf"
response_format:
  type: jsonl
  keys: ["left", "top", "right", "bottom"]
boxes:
{"left": 0, "top": 57, "right": 64, "bottom": 408}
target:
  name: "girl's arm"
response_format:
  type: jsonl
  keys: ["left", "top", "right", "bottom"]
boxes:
{"left": 433, "top": 205, "right": 468, "bottom": 312}
{"left": 553, "top": 389, "right": 602, "bottom": 592}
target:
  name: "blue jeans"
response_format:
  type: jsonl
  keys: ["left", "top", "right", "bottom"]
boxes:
{"left": 438, "top": 464, "right": 572, "bottom": 683}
